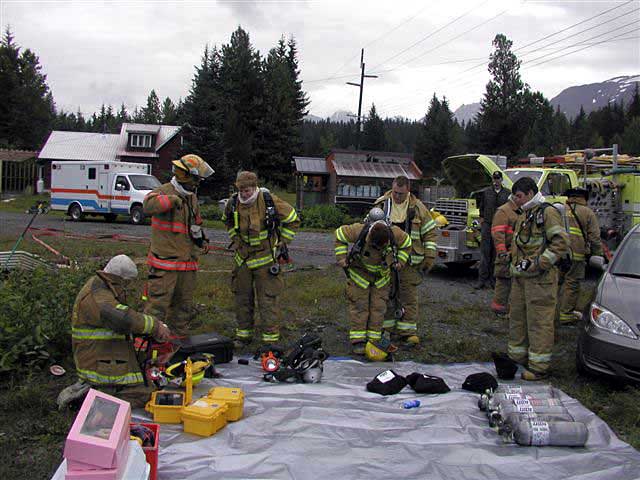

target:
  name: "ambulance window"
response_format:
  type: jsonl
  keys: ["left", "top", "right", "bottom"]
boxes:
{"left": 543, "top": 173, "right": 572, "bottom": 195}
{"left": 88, "top": 168, "right": 96, "bottom": 180}
{"left": 115, "top": 176, "right": 130, "bottom": 191}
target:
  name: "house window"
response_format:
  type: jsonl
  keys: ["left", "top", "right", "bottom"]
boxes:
{"left": 88, "top": 168, "right": 96, "bottom": 180}
{"left": 130, "top": 134, "right": 152, "bottom": 148}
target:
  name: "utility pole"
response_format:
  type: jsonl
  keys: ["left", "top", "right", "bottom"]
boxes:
{"left": 346, "top": 49, "right": 378, "bottom": 150}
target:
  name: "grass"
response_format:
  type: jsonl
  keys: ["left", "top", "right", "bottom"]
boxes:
{"left": 0, "top": 235, "right": 639, "bottom": 478}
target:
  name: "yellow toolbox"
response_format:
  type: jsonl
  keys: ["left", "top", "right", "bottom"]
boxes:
{"left": 145, "top": 390, "right": 186, "bottom": 424}
{"left": 181, "top": 398, "right": 229, "bottom": 437}
{"left": 207, "top": 387, "right": 245, "bottom": 421}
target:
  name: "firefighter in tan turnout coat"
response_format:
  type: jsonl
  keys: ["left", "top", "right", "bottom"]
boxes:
{"left": 142, "top": 154, "right": 214, "bottom": 335}
{"left": 490, "top": 196, "right": 520, "bottom": 314}
{"left": 509, "top": 177, "right": 570, "bottom": 381}
{"left": 223, "top": 171, "right": 300, "bottom": 348}
{"left": 64, "top": 255, "right": 170, "bottom": 408}
{"left": 373, "top": 175, "right": 437, "bottom": 346}
{"left": 335, "top": 219, "right": 411, "bottom": 355}
{"left": 558, "top": 188, "right": 603, "bottom": 324}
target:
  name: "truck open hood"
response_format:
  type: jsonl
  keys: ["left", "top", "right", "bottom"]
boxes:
{"left": 442, "top": 154, "right": 512, "bottom": 198}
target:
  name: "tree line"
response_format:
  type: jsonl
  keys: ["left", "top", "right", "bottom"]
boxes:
{"left": 1, "top": 26, "right": 639, "bottom": 192}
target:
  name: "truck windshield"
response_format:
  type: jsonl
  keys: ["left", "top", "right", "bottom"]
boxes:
{"left": 504, "top": 170, "right": 542, "bottom": 184}
{"left": 129, "top": 175, "right": 161, "bottom": 190}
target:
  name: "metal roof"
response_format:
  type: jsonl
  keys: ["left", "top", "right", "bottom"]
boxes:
{"left": 332, "top": 159, "right": 420, "bottom": 180}
{"left": 294, "top": 156, "right": 328, "bottom": 174}
{"left": 116, "top": 123, "right": 180, "bottom": 157}
{"left": 38, "top": 131, "right": 120, "bottom": 161}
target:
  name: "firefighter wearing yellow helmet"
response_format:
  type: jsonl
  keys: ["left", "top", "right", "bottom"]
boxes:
{"left": 142, "top": 154, "right": 214, "bottom": 335}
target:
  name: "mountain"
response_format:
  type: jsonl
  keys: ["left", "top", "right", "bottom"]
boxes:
{"left": 550, "top": 75, "right": 640, "bottom": 119}
{"left": 329, "top": 110, "right": 355, "bottom": 123}
{"left": 453, "top": 102, "right": 481, "bottom": 124}
{"left": 304, "top": 113, "right": 323, "bottom": 123}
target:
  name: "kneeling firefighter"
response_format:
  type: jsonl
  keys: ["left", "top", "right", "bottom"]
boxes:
{"left": 335, "top": 211, "right": 412, "bottom": 355}
{"left": 58, "top": 255, "right": 171, "bottom": 409}
{"left": 222, "top": 171, "right": 300, "bottom": 348}
{"left": 143, "top": 154, "right": 214, "bottom": 335}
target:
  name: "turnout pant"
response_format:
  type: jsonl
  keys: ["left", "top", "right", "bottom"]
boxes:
{"left": 491, "top": 259, "right": 511, "bottom": 314}
{"left": 478, "top": 222, "right": 496, "bottom": 285}
{"left": 233, "top": 264, "right": 283, "bottom": 343}
{"left": 383, "top": 265, "right": 422, "bottom": 336}
{"left": 144, "top": 268, "right": 196, "bottom": 335}
{"left": 346, "top": 279, "right": 390, "bottom": 344}
{"left": 508, "top": 269, "right": 558, "bottom": 375}
{"left": 97, "top": 383, "right": 155, "bottom": 409}
{"left": 558, "top": 260, "right": 586, "bottom": 323}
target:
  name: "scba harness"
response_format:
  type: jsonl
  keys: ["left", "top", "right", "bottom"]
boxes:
{"left": 263, "top": 333, "right": 329, "bottom": 384}
{"left": 230, "top": 189, "right": 289, "bottom": 274}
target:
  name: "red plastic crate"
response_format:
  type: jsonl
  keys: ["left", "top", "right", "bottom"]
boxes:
{"left": 131, "top": 422, "right": 160, "bottom": 480}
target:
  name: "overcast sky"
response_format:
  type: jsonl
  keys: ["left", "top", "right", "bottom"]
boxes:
{"left": 1, "top": 0, "right": 639, "bottom": 120}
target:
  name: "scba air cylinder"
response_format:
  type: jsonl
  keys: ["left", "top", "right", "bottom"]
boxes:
{"left": 480, "top": 391, "right": 556, "bottom": 412}
{"left": 496, "top": 412, "right": 575, "bottom": 432}
{"left": 508, "top": 420, "right": 588, "bottom": 447}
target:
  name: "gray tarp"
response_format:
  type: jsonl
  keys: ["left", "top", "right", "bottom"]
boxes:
{"left": 132, "top": 360, "right": 640, "bottom": 479}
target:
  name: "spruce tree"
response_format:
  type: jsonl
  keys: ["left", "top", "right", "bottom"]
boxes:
{"left": 627, "top": 83, "right": 640, "bottom": 120}
{"left": 414, "top": 94, "right": 456, "bottom": 174}
{"left": 161, "top": 97, "right": 178, "bottom": 125}
{"left": 361, "top": 104, "right": 386, "bottom": 151}
{"left": 622, "top": 117, "right": 640, "bottom": 154}
{"left": 141, "top": 89, "right": 162, "bottom": 124}
{"left": 0, "top": 27, "right": 55, "bottom": 149}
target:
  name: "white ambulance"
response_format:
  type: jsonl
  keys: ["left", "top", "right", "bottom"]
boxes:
{"left": 50, "top": 161, "right": 161, "bottom": 224}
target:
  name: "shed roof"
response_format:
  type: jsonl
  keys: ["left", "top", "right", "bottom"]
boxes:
{"left": 0, "top": 149, "right": 38, "bottom": 162}
{"left": 332, "top": 159, "right": 420, "bottom": 180}
{"left": 294, "top": 156, "right": 328, "bottom": 174}
{"left": 38, "top": 131, "right": 120, "bottom": 161}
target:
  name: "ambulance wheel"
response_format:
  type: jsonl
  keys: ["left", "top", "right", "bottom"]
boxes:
{"left": 103, "top": 213, "right": 117, "bottom": 222}
{"left": 69, "top": 204, "right": 84, "bottom": 221}
{"left": 130, "top": 206, "right": 145, "bottom": 225}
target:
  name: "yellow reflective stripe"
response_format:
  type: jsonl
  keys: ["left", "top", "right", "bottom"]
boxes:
{"left": 410, "top": 254, "right": 424, "bottom": 265}
{"left": 281, "top": 227, "right": 296, "bottom": 240}
{"left": 335, "top": 246, "right": 348, "bottom": 255}
{"left": 282, "top": 209, "right": 298, "bottom": 224}
{"left": 529, "top": 352, "right": 552, "bottom": 363}
{"left": 236, "top": 329, "right": 253, "bottom": 339}
{"left": 421, "top": 220, "right": 436, "bottom": 234}
{"left": 367, "top": 330, "right": 382, "bottom": 340}
{"left": 234, "top": 211, "right": 239, "bottom": 230}
{"left": 398, "top": 236, "right": 412, "bottom": 249}
{"left": 115, "top": 304, "right": 129, "bottom": 311}
{"left": 411, "top": 231, "right": 421, "bottom": 240}
{"left": 397, "top": 250, "right": 410, "bottom": 263}
{"left": 234, "top": 252, "right": 244, "bottom": 266}
{"left": 221, "top": 212, "right": 227, "bottom": 221}
{"left": 335, "top": 227, "right": 348, "bottom": 243}
{"left": 508, "top": 345, "right": 527, "bottom": 355}
{"left": 397, "top": 321, "right": 416, "bottom": 330}
{"left": 227, "top": 228, "right": 237, "bottom": 238}
{"left": 362, "top": 261, "right": 383, "bottom": 273}
{"left": 423, "top": 241, "right": 437, "bottom": 251}
{"left": 72, "top": 328, "right": 126, "bottom": 341}
{"left": 349, "top": 330, "right": 367, "bottom": 340}
{"left": 348, "top": 269, "right": 370, "bottom": 288}
{"left": 262, "top": 333, "right": 280, "bottom": 342}
{"left": 374, "top": 273, "right": 390, "bottom": 288}
{"left": 78, "top": 368, "right": 143, "bottom": 385}
{"left": 569, "top": 227, "right": 583, "bottom": 237}
{"left": 246, "top": 254, "right": 274, "bottom": 269}
{"left": 141, "top": 295, "right": 148, "bottom": 301}
{"left": 517, "top": 236, "right": 544, "bottom": 247}
{"left": 573, "top": 253, "right": 585, "bottom": 261}
{"left": 383, "top": 319, "right": 396, "bottom": 329}
{"left": 546, "top": 225, "right": 565, "bottom": 238}
{"left": 143, "top": 314, "right": 155, "bottom": 334}
{"left": 541, "top": 249, "right": 558, "bottom": 264}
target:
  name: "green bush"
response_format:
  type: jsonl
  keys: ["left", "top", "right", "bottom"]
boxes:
{"left": 300, "top": 204, "right": 354, "bottom": 229}
{"left": 0, "top": 265, "right": 95, "bottom": 375}
{"left": 200, "top": 203, "right": 224, "bottom": 221}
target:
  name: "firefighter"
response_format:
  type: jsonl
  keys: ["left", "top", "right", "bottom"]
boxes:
{"left": 335, "top": 219, "right": 412, "bottom": 355}
{"left": 490, "top": 195, "right": 521, "bottom": 315}
{"left": 475, "top": 171, "right": 510, "bottom": 289}
{"left": 58, "top": 255, "right": 170, "bottom": 409}
{"left": 509, "top": 177, "right": 570, "bottom": 381}
{"left": 558, "top": 187, "right": 603, "bottom": 324}
{"left": 142, "top": 154, "right": 213, "bottom": 335}
{"left": 373, "top": 175, "right": 437, "bottom": 346}
{"left": 222, "top": 171, "right": 300, "bottom": 349}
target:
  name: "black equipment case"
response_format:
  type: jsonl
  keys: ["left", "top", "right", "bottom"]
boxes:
{"left": 172, "top": 333, "right": 234, "bottom": 364}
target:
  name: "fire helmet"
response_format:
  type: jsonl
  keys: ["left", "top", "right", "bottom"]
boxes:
{"left": 365, "top": 341, "right": 389, "bottom": 362}
{"left": 164, "top": 354, "right": 213, "bottom": 386}
{"left": 172, "top": 154, "right": 214, "bottom": 185}
{"left": 365, "top": 207, "right": 385, "bottom": 223}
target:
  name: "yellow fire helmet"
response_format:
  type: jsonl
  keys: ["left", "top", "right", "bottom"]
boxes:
{"left": 365, "top": 341, "right": 388, "bottom": 362}
{"left": 172, "top": 154, "right": 214, "bottom": 184}
{"left": 431, "top": 209, "right": 448, "bottom": 227}
{"left": 164, "top": 354, "right": 213, "bottom": 386}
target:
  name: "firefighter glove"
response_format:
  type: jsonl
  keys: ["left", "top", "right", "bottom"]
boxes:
{"left": 153, "top": 321, "right": 171, "bottom": 342}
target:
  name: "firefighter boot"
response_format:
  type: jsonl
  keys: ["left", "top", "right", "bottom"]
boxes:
{"left": 521, "top": 368, "right": 549, "bottom": 381}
